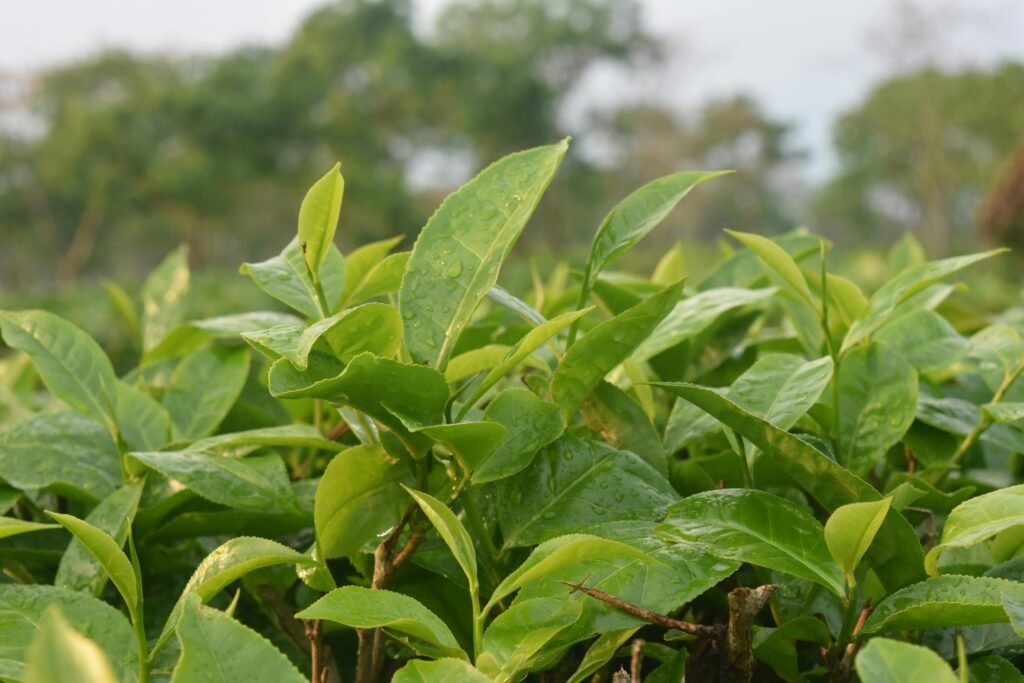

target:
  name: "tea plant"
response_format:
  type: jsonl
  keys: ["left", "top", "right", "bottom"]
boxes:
{"left": 2, "top": 138, "right": 1023, "bottom": 682}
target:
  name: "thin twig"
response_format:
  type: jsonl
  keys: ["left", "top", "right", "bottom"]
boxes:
{"left": 630, "top": 638, "right": 645, "bottom": 682}
{"left": 325, "top": 421, "right": 350, "bottom": 441}
{"left": 561, "top": 580, "right": 720, "bottom": 637}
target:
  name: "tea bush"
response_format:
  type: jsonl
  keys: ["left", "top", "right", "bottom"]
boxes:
{"left": 1, "top": 139, "right": 1023, "bottom": 682}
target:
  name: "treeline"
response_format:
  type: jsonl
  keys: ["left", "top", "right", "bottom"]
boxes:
{"left": 0, "top": 0, "right": 1022, "bottom": 289}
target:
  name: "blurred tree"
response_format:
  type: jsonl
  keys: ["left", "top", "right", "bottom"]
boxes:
{"left": 978, "top": 138, "right": 1024, "bottom": 250}
{"left": 0, "top": 0, "right": 657, "bottom": 288}
{"left": 814, "top": 63, "right": 1024, "bottom": 254}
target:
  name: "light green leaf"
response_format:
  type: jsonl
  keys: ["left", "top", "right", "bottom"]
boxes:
{"left": 726, "top": 229, "right": 816, "bottom": 308}
{"left": 854, "top": 638, "right": 957, "bottom": 683}
{"left": 487, "top": 285, "right": 546, "bottom": 325}
{"left": 25, "top": 609, "right": 118, "bottom": 683}
{"left": 55, "top": 482, "right": 143, "bottom": 596}
{"left": 446, "top": 344, "right": 512, "bottom": 384}
{"left": 863, "top": 575, "right": 1024, "bottom": 633}
{"left": 102, "top": 281, "right": 141, "bottom": 350}
{"left": 128, "top": 451, "right": 301, "bottom": 515}
{"left": 481, "top": 598, "right": 583, "bottom": 683}
{"left": 156, "top": 537, "right": 315, "bottom": 652}
{"left": 634, "top": 286, "right": 776, "bottom": 362}
{"left": 163, "top": 345, "right": 249, "bottom": 440}
{"left": 47, "top": 512, "right": 139, "bottom": 621}
{"left": 0, "top": 585, "right": 137, "bottom": 682}
{"left": 171, "top": 595, "right": 304, "bottom": 683}
{"left": 392, "top": 658, "right": 491, "bottom": 683}
{"left": 458, "top": 308, "right": 591, "bottom": 418}
{"left": 0, "top": 518, "right": 58, "bottom": 540}
{"left": 926, "top": 485, "right": 1024, "bottom": 575}
{"left": 842, "top": 249, "right": 1006, "bottom": 353}
{"left": 734, "top": 354, "right": 834, "bottom": 429}
{"left": 417, "top": 421, "right": 507, "bottom": 474}
{"left": 241, "top": 237, "right": 345, "bottom": 319}
{"left": 874, "top": 308, "right": 966, "bottom": 372}
{"left": 298, "top": 162, "right": 344, "bottom": 273}
{"left": 497, "top": 434, "right": 677, "bottom": 548}
{"left": 475, "top": 389, "right": 564, "bottom": 483}
{"left": 315, "top": 445, "right": 413, "bottom": 558}
{"left": 0, "top": 411, "right": 121, "bottom": 502}
{"left": 404, "top": 487, "right": 477, "bottom": 591}
{"left": 142, "top": 311, "right": 304, "bottom": 364}
{"left": 142, "top": 246, "right": 190, "bottom": 352}
{"left": 485, "top": 534, "right": 654, "bottom": 612}
{"left": 186, "top": 424, "right": 343, "bottom": 454}
{"left": 585, "top": 171, "right": 727, "bottom": 285}
{"left": 243, "top": 302, "right": 402, "bottom": 369}
{"left": 650, "top": 382, "right": 925, "bottom": 592}
{"left": 566, "top": 628, "right": 640, "bottom": 683}
{"left": 824, "top": 498, "right": 892, "bottom": 586}
{"left": 115, "top": 380, "right": 171, "bottom": 452}
{"left": 0, "top": 310, "right": 118, "bottom": 433}
{"left": 658, "top": 489, "right": 845, "bottom": 596}
{"left": 338, "top": 235, "right": 404, "bottom": 307}
{"left": 400, "top": 140, "right": 568, "bottom": 369}
{"left": 551, "top": 280, "right": 683, "bottom": 419}
{"left": 665, "top": 354, "right": 832, "bottom": 453}
{"left": 346, "top": 251, "right": 409, "bottom": 304}
{"left": 297, "top": 586, "right": 465, "bottom": 659}
{"left": 836, "top": 343, "right": 918, "bottom": 475}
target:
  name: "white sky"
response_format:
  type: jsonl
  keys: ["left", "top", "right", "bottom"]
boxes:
{"left": 2, "top": 0, "right": 1022, "bottom": 177}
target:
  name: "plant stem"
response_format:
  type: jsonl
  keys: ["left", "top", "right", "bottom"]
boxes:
{"left": 134, "top": 611, "right": 150, "bottom": 683}
{"left": 950, "top": 361, "right": 1024, "bottom": 468}
{"left": 565, "top": 266, "right": 592, "bottom": 348}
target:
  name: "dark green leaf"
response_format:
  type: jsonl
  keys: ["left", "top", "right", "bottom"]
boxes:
{"left": 658, "top": 489, "right": 844, "bottom": 596}
{"left": 551, "top": 280, "right": 684, "bottom": 419}
{"left": 163, "top": 345, "right": 249, "bottom": 440}
{"left": 498, "top": 434, "right": 677, "bottom": 548}
{"left": 0, "top": 311, "right": 118, "bottom": 433}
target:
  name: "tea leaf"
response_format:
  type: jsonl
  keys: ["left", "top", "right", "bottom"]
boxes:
{"left": 551, "top": 280, "right": 683, "bottom": 419}
{"left": 659, "top": 489, "right": 845, "bottom": 596}
{"left": 25, "top": 609, "right": 119, "bottom": 683}
{"left": 400, "top": 140, "right": 568, "bottom": 369}
{"left": 142, "top": 246, "right": 190, "bottom": 352}
{"left": 836, "top": 343, "right": 917, "bottom": 475}
{"left": 498, "top": 434, "right": 676, "bottom": 548}
{"left": 297, "top": 586, "right": 466, "bottom": 659}
{"left": 298, "top": 162, "right": 344, "bottom": 273}
{"left": 162, "top": 345, "right": 249, "bottom": 440}
{"left": 171, "top": 595, "right": 305, "bottom": 683}
{"left": 824, "top": 498, "right": 892, "bottom": 586}
{"left": 47, "top": 512, "right": 139, "bottom": 622}
{"left": 585, "top": 171, "right": 726, "bottom": 286}
{"left": 854, "top": 638, "right": 957, "bottom": 683}
{"left": 863, "top": 575, "right": 1024, "bottom": 633}
{"left": 315, "top": 445, "right": 412, "bottom": 558}
{"left": 0, "top": 310, "right": 118, "bottom": 433}
{"left": 55, "top": 482, "right": 143, "bottom": 596}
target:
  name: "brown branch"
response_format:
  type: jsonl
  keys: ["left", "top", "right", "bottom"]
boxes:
{"left": 324, "top": 421, "right": 350, "bottom": 441}
{"left": 561, "top": 580, "right": 720, "bottom": 638}
{"left": 305, "top": 620, "right": 326, "bottom": 683}
{"left": 630, "top": 638, "right": 645, "bottom": 682}
{"left": 838, "top": 600, "right": 875, "bottom": 679}
{"left": 723, "top": 585, "right": 775, "bottom": 683}
{"left": 357, "top": 505, "right": 425, "bottom": 683}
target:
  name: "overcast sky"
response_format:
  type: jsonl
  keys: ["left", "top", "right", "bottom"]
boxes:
{"left": 2, "top": 0, "right": 1022, "bottom": 177}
